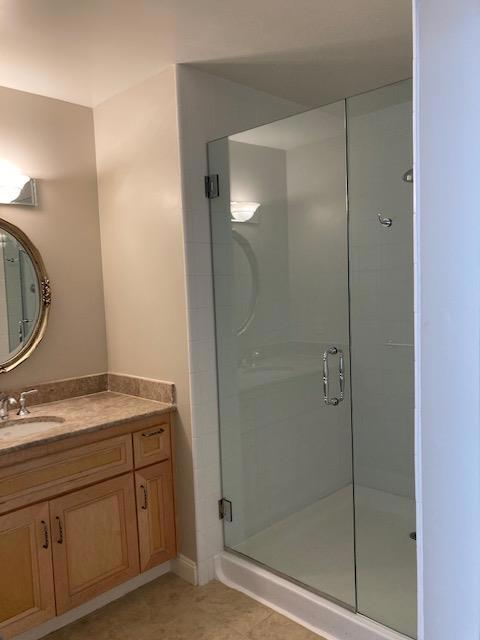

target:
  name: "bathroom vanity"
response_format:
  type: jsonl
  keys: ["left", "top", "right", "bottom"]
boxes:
{"left": 0, "top": 392, "right": 177, "bottom": 639}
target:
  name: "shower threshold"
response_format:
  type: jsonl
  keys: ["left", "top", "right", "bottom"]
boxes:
{"left": 215, "top": 550, "right": 413, "bottom": 640}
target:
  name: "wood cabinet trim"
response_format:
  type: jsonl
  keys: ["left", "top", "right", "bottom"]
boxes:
{"left": 132, "top": 419, "right": 171, "bottom": 469}
{"left": 0, "top": 501, "right": 55, "bottom": 639}
{"left": 0, "top": 435, "right": 133, "bottom": 516}
{"left": 135, "top": 461, "right": 176, "bottom": 572}
{"left": 50, "top": 474, "right": 140, "bottom": 614}
{"left": 0, "top": 411, "right": 173, "bottom": 470}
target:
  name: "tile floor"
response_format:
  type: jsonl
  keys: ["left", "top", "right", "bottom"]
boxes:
{"left": 46, "top": 574, "right": 324, "bottom": 640}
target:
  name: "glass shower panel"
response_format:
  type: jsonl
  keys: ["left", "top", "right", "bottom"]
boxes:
{"left": 209, "top": 100, "right": 356, "bottom": 607}
{"left": 346, "top": 80, "right": 416, "bottom": 637}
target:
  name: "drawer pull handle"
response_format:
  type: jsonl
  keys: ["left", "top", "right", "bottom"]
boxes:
{"left": 140, "top": 484, "right": 148, "bottom": 510}
{"left": 41, "top": 520, "right": 49, "bottom": 549}
{"left": 141, "top": 428, "right": 165, "bottom": 438}
{"left": 55, "top": 516, "right": 63, "bottom": 544}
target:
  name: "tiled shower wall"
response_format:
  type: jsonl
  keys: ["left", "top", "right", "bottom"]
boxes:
{"left": 175, "top": 65, "right": 303, "bottom": 583}
{"left": 229, "top": 140, "right": 291, "bottom": 352}
{"left": 347, "top": 82, "right": 414, "bottom": 498}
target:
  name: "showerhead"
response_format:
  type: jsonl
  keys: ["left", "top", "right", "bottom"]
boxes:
{"left": 403, "top": 169, "right": 413, "bottom": 183}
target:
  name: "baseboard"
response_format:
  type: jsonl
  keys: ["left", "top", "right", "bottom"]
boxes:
{"left": 215, "top": 551, "right": 412, "bottom": 640}
{"left": 171, "top": 553, "right": 198, "bottom": 585}
{"left": 13, "top": 562, "right": 172, "bottom": 640}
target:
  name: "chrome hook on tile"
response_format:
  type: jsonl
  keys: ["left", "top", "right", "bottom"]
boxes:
{"left": 377, "top": 213, "right": 392, "bottom": 228}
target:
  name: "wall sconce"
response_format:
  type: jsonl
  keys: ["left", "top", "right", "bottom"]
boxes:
{"left": 231, "top": 201, "right": 261, "bottom": 223}
{"left": 0, "top": 160, "right": 37, "bottom": 206}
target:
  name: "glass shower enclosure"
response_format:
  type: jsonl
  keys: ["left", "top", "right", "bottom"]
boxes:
{"left": 208, "top": 80, "right": 415, "bottom": 638}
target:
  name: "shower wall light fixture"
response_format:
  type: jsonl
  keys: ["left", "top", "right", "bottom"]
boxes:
{"left": 0, "top": 160, "right": 37, "bottom": 206}
{"left": 231, "top": 201, "right": 261, "bottom": 223}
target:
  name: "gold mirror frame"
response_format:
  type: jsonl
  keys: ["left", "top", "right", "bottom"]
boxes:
{"left": 0, "top": 218, "right": 51, "bottom": 373}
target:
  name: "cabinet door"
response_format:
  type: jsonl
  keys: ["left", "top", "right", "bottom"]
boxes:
{"left": 0, "top": 502, "right": 55, "bottom": 639}
{"left": 50, "top": 474, "right": 139, "bottom": 614}
{"left": 135, "top": 461, "right": 176, "bottom": 571}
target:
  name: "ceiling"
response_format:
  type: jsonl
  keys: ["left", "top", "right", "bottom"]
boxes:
{"left": 231, "top": 101, "right": 345, "bottom": 150}
{"left": 0, "top": 0, "right": 412, "bottom": 108}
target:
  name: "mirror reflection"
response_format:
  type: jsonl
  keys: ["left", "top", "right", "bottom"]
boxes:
{"left": 0, "top": 229, "right": 40, "bottom": 361}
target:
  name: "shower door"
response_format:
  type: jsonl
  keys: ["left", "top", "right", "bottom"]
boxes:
{"left": 208, "top": 99, "right": 356, "bottom": 608}
{"left": 209, "top": 79, "right": 415, "bottom": 638}
{"left": 346, "top": 81, "right": 416, "bottom": 638}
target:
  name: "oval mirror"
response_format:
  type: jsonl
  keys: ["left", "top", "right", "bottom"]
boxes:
{"left": 0, "top": 218, "right": 50, "bottom": 372}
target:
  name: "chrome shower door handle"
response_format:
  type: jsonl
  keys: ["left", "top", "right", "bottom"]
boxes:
{"left": 338, "top": 348, "right": 345, "bottom": 403}
{"left": 323, "top": 346, "right": 345, "bottom": 406}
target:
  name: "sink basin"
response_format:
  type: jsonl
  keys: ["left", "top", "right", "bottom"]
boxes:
{"left": 0, "top": 416, "right": 65, "bottom": 438}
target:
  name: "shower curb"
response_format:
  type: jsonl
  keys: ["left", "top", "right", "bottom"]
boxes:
{"left": 215, "top": 551, "right": 412, "bottom": 640}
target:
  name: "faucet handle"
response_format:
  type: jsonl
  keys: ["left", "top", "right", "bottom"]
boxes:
{"left": 17, "top": 389, "right": 38, "bottom": 416}
{"left": 0, "top": 394, "right": 17, "bottom": 420}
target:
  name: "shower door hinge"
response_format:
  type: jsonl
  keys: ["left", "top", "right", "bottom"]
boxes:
{"left": 218, "top": 498, "right": 233, "bottom": 522}
{"left": 205, "top": 174, "right": 220, "bottom": 199}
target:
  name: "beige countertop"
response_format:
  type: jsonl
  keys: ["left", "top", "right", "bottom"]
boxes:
{"left": 0, "top": 391, "right": 174, "bottom": 457}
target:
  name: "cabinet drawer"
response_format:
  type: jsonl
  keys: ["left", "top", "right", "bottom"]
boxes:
{"left": 0, "top": 435, "right": 133, "bottom": 514}
{"left": 133, "top": 420, "right": 171, "bottom": 468}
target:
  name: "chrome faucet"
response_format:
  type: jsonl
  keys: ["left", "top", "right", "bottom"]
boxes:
{"left": 17, "top": 389, "right": 38, "bottom": 416}
{"left": 0, "top": 394, "right": 17, "bottom": 420}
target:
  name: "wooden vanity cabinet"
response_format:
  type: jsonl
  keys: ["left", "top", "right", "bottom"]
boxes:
{"left": 0, "top": 502, "right": 55, "bottom": 638}
{"left": 135, "top": 461, "right": 176, "bottom": 571}
{"left": 50, "top": 474, "right": 140, "bottom": 614}
{"left": 0, "top": 411, "right": 176, "bottom": 639}
{"left": 0, "top": 434, "right": 133, "bottom": 516}
{"left": 133, "top": 420, "right": 171, "bottom": 468}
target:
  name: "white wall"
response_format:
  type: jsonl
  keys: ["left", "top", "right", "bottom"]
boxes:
{"left": 0, "top": 86, "right": 107, "bottom": 390}
{"left": 415, "top": 1, "right": 480, "bottom": 639}
{"left": 94, "top": 68, "right": 197, "bottom": 562}
{"left": 176, "top": 64, "right": 304, "bottom": 583}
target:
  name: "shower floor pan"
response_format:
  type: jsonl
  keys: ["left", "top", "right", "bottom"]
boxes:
{"left": 216, "top": 485, "right": 416, "bottom": 640}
